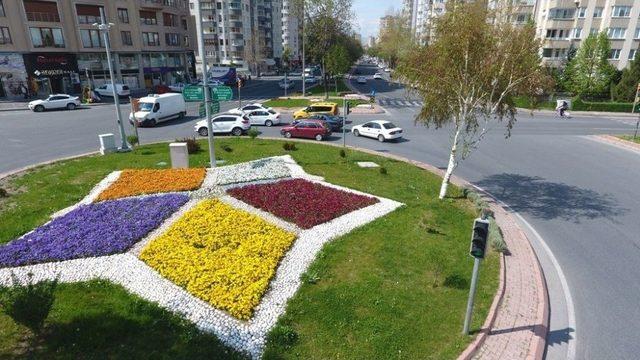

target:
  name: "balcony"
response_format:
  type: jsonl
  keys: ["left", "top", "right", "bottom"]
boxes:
{"left": 26, "top": 12, "right": 60, "bottom": 22}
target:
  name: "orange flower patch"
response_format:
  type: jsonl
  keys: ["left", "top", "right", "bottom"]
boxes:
{"left": 96, "top": 168, "right": 206, "bottom": 201}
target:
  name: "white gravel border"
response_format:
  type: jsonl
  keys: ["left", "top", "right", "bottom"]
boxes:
{"left": 0, "top": 157, "right": 403, "bottom": 359}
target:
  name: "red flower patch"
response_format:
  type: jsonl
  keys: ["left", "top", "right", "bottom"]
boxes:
{"left": 227, "top": 179, "right": 379, "bottom": 229}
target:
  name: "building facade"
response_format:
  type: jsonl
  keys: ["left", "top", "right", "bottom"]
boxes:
{"left": 281, "top": 0, "right": 298, "bottom": 60}
{"left": 0, "top": 0, "right": 197, "bottom": 99}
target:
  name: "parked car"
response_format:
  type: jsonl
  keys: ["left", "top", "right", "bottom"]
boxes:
{"left": 169, "top": 82, "right": 188, "bottom": 92}
{"left": 352, "top": 120, "right": 403, "bottom": 142}
{"left": 384, "top": 68, "right": 392, "bottom": 73}
{"left": 280, "top": 119, "right": 331, "bottom": 141}
{"left": 246, "top": 109, "right": 280, "bottom": 126}
{"left": 279, "top": 78, "right": 295, "bottom": 89}
{"left": 194, "top": 113, "right": 250, "bottom": 137}
{"left": 293, "top": 102, "right": 339, "bottom": 119}
{"left": 289, "top": 70, "right": 302, "bottom": 76}
{"left": 95, "top": 83, "right": 130, "bottom": 97}
{"left": 304, "top": 114, "right": 345, "bottom": 131}
{"left": 129, "top": 93, "right": 186, "bottom": 127}
{"left": 228, "top": 103, "right": 273, "bottom": 115}
{"left": 28, "top": 94, "right": 80, "bottom": 112}
{"left": 357, "top": 76, "right": 367, "bottom": 84}
{"left": 304, "top": 75, "right": 317, "bottom": 84}
{"left": 373, "top": 73, "right": 383, "bottom": 80}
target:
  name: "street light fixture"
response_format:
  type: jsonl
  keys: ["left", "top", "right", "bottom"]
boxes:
{"left": 93, "top": 8, "right": 129, "bottom": 152}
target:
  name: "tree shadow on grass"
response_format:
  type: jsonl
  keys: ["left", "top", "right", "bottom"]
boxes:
{"left": 476, "top": 173, "right": 627, "bottom": 223}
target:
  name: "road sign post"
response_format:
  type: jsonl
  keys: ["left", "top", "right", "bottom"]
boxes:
{"left": 463, "top": 218, "right": 490, "bottom": 335}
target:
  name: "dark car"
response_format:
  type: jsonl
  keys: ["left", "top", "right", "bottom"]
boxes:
{"left": 280, "top": 120, "right": 331, "bottom": 141}
{"left": 297, "top": 114, "right": 344, "bottom": 131}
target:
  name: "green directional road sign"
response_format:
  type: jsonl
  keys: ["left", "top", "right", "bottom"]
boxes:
{"left": 212, "top": 86, "right": 233, "bottom": 101}
{"left": 199, "top": 101, "right": 220, "bottom": 117}
{"left": 183, "top": 85, "right": 204, "bottom": 102}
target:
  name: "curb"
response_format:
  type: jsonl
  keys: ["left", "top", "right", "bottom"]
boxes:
{"left": 517, "top": 107, "right": 638, "bottom": 118}
{"left": 0, "top": 102, "right": 114, "bottom": 113}
{"left": 590, "top": 134, "right": 640, "bottom": 153}
{"left": 0, "top": 137, "right": 549, "bottom": 359}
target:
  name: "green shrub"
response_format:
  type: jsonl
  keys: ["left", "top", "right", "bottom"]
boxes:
{"left": 489, "top": 217, "right": 508, "bottom": 253}
{"left": 267, "top": 324, "right": 299, "bottom": 349}
{"left": 572, "top": 97, "right": 637, "bottom": 112}
{"left": 282, "top": 142, "right": 297, "bottom": 151}
{"left": 0, "top": 188, "right": 8, "bottom": 198}
{"left": 127, "top": 135, "right": 139, "bottom": 147}
{"left": 221, "top": 144, "right": 233, "bottom": 153}
{"left": 248, "top": 127, "right": 259, "bottom": 139}
{"left": 0, "top": 273, "right": 58, "bottom": 334}
{"left": 339, "top": 149, "right": 346, "bottom": 158}
{"left": 379, "top": 166, "right": 388, "bottom": 175}
{"left": 175, "top": 137, "right": 201, "bottom": 154}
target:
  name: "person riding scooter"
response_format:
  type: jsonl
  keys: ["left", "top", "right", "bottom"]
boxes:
{"left": 556, "top": 100, "right": 569, "bottom": 117}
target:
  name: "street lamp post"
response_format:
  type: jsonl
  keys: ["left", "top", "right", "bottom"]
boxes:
{"left": 95, "top": 8, "right": 129, "bottom": 152}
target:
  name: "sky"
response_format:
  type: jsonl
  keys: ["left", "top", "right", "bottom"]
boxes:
{"left": 352, "top": 0, "right": 402, "bottom": 41}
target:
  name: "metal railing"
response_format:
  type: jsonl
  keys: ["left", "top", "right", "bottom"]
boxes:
{"left": 26, "top": 12, "right": 60, "bottom": 22}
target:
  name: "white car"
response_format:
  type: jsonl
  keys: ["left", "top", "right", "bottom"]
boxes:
{"left": 373, "top": 73, "right": 383, "bottom": 80}
{"left": 28, "top": 94, "right": 80, "bottom": 112}
{"left": 228, "top": 103, "right": 272, "bottom": 115}
{"left": 384, "top": 68, "right": 392, "bottom": 73}
{"left": 352, "top": 120, "right": 403, "bottom": 142}
{"left": 246, "top": 109, "right": 281, "bottom": 126}
{"left": 357, "top": 76, "right": 367, "bottom": 84}
{"left": 169, "top": 82, "right": 190, "bottom": 92}
{"left": 95, "top": 83, "right": 130, "bottom": 97}
{"left": 304, "top": 75, "right": 317, "bottom": 84}
{"left": 194, "top": 113, "right": 251, "bottom": 137}
{"left": 279, "top": 79, "right": 294, "bottom": 89}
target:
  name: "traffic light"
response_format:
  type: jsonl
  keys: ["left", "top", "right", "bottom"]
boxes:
{"left": 469, "top": 219, "right": 490, "bottom": 259}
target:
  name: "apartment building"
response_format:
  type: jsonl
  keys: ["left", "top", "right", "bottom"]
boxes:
{"left": 281, "top": 0, "right": 298, "bottom": 60}
{"left": 0, "top": 0, "right": 197, "bottom": 99}
{"left": 535, "top": 1, "right": 640, "bottom": 69}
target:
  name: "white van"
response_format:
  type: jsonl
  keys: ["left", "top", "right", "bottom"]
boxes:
{"left": 95, "top": 83, "right": 131, "bottom": 97}
{"left": 129, "top": 93, "right": 186, "bottom": 127}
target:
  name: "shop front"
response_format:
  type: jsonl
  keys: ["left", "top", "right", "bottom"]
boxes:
{"left": 142, "top": 52, "right": 191, "bottom": 89}
{"left": 0, "top": 53, "right": 29, "bottom": 100}
{"left": 23, "top": 53, "right": 80, "bottom": 96}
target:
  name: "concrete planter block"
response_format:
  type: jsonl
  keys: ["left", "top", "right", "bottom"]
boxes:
{"left": 99, "top": 133, "right": 117, "bottom": 155}
{"left": 169, "top": 143, "right": 189, "bottom": 169}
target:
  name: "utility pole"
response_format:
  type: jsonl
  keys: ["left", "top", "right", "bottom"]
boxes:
{"left": 301, "top": 6, "right": 306, "bottom": 96}
{"left": 95, "top": 8, "right": 129, "bottom": 152}
{"left": 194, "top": 0, "right": 216, "bottom": 167}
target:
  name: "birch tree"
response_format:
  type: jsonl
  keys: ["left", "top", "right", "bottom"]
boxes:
{"left": 397, "top": 1, "right": 551, "bottom": 199}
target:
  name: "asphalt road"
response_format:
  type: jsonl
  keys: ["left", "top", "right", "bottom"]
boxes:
{"left": 1, "top": 66, "right": 640, "bottom": 359}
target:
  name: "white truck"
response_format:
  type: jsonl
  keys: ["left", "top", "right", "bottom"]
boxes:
{"left": 129, "top": 93, "right": 186, "bottom": 127}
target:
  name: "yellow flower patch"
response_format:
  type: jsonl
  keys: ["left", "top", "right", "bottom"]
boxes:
{"left": 96, "top": 168, "right": 206, "bottom": 201}
{"left": 139, "top": 199, "right": 296, "bottom": 320}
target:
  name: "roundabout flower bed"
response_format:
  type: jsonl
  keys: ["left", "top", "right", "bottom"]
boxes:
{"left": 139, "top": 199, "right": 297, "bottom": 320}
{"left": 228, "top": 178, "right": 380, "bottom": 229}
{"left": 0, "top": 194, "right": 188, "bottom": 268}
{"left": 96, "top": 168, "right": 206, "bottom": 201}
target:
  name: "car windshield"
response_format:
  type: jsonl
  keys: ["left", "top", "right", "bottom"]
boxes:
{"left": 268, "top": 109, "right": 276, "bottom": 114}
{"left": 139, "top": 102, "right": 154, "bottom": 111}
{"left": 382, "top": 122, "right": 397, "bottom": 129}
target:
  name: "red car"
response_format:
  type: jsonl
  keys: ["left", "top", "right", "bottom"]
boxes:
{"left": 281, "top": 119, "right": 331, "bottom": 141}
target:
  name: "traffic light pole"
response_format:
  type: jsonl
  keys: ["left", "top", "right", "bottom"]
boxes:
{"left": 462, "top": 257, "right": 481, "bottom": 335}
{"left": 342, "top": 97, "right": 347, "bottom": 147}
{"left": 194, "top": 0, "right": 216, "bottom": 168}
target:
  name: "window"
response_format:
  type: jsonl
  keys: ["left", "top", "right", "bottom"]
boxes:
{"left": 183, "top": 35, "right": 189, "bottom": 47}
{"left": 593, "top": 7, "right": 603, "bottom": 18}
{"left": 29, "top": 27, "right": 64, "bottom": 47}
{"left": 181, "top": 17, "right": 187, "bottom": 30}
{"left": 546, "top": 29, "right": 569, "bottom": 39}
{"left": 121, "top": 31, "right": 132, "bottom": 45}
{"left": 142, "top": 32, "right": 159, "bottom": 46}
{"left": 515, "top": 14, "right": 530, "bottom": 23}
{"left": 118, "top": 8, "right": 129, "bottom": 23}
{"left": 610, "top": 49, "right": 621, "bottom": 59}
{"left": 165, "top": 33, "right": 179, "bottom": 46}
{"left": 140, "top": 10, "right": 157, "bottom": 25}
{"left": 546, "top": 29, "right": 557, "bottom": 39}
{"left": 629, "top": 49, "right": 636, "bottom": 60}
{"left": 612, "top": 6, "right": 632, "bottom": 18}
{"left": 573, "top": 27, "right": 582, "bottom": 39}
{"left": 590, "top": 28, "right": 599, "bottom": 35}
{"left": 76, "top": 4, "right": 101, "bottom": 24}
{"left": 636, "top": 28, "right": 640, "bottom": 39}
{"left": 0, "top": 0, "right": 5, "bottom": 17}
{"left": 24, "top": 0, "right": 60, "bottom": 22}
{"left": 163, "top": 12, "right": 178, "bottom": 27}
{"left": 80, "top": 29, "right": 103, "bottom": 48}
{"left": 0, "top": 27, "right": 10, "bottom": 44}
{"left": 548, "top": 8, "right": 575, "bottom": 19}
{"left": 577, "top": 7, "right": 586, "bottom": 18}
{"left": 554, "top": 48, "right": 566, "bottom": 58}
{"left": 608, "top": 27, "right": 626, "bottom": 39}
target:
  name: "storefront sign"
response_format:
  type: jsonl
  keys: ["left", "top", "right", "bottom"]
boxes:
{"left": 23, "top": 53, "right": 79, "bottom": 78}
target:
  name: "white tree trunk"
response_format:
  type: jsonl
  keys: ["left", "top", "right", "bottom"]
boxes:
{"left": 439, "top": 125, "right": 461, "bottom": 199}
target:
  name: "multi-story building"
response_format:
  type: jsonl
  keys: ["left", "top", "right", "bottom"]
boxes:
{"left": 535, "top": 1, "right": 640, "bottom": 70}
{"left": 281, "top": 0, "right": 298, "bottom": 61}
{"left": 0, "top": 0, "right": 196, "bottom": 99}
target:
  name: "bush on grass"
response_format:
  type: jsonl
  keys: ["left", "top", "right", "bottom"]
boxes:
{"left": 0, "top": 273, "right": 58, "bottom": 334}
{"left": 379, "top": 167, "right": 388, "bottom": 175}
{"left": 282, "top": 142, "right": 297, "bottom": 151}
{"left": 248, "top": 128, "right": 259, "bottom": 139}
{"left": 339, "top": 149, "right": 346, "bottom": 158}
{"left": 127, "top": 135, "right": 139, "bottom": 147}
{"left": 0, "top": 188, "right": 8, "bottom": 198}
{"left": 175, "top": 137, "right": 201, "bottom": 154}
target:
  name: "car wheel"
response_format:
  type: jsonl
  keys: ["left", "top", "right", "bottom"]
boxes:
{"left": 265, "top": 120, "right": 273, "bottom": 127}
{"left": 34, "top": 105, "right": 44, "bottom": 112}
{"left": 198, "top": 127, "right": 208, "bottom": 137}
{"left": 66, "top": 103, "right": 76, "bottom": 110}
{"left": 231, "top": 127, "right": 243, "bottom": 136}
{"left": 315, "top": 134, "right": 323, "bottom": 141}
{"left": 149, "top": 119, "right": 157, "bottom": 127}
{"left": 178, "top": 111, "right": 185, "bottom": 119}
{"left": 378, "top": 134, "right": 385, "bottom": 142}
{"left": 284, "top": 131, "right": 292, "bottom": 138}
{"left": 353, "top": 129, "right": 360, "bottom": 137}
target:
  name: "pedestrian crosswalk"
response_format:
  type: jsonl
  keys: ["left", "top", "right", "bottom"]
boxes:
{"left": 377, "top": 98, "right": 424, "bottom": 108}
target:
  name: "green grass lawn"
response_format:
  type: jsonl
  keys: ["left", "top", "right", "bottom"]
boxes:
{"left": 618, "top": 135, "right": 640, "bottom": 144}
{"left": 0, "top": 138, "right": 499, "bottom": 359}
{"left": 305, "top": 78, "right": 351, "bottom": 96}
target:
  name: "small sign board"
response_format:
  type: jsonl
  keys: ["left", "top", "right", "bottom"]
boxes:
{"left": 212, "top": 86, "right": 233, "bottom": 101}
{"left": 183, "top": 85, "right": 204, "bottom": 102}
{"left": 199, "top": 101, "right": 220, "bottom": 117}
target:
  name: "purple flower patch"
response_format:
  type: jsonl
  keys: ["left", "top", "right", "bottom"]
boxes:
{"left": 0, "top": 194, "right": 189, "bottom": 268}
